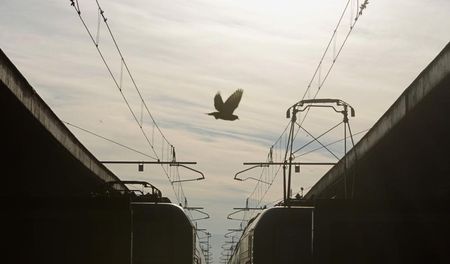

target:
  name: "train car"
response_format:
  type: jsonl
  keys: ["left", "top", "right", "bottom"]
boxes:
{"left": 229, "top": 199, "right": 450, "bottom": 264}
{"left": 131, "top": 201, "right": 206, "bottom": 264}
{"left": 229, "top": 205, "right": 314, "bottom": 264}
{"left": 117, "top": 181, "right": 205, "bottom": 264}
{"left": 1, "top": 179, "right": 205, "bottom": 264}
{"left": 0, "top": 196, "right": 133, "bottom": 264}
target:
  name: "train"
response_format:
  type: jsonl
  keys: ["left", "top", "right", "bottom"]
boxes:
{"left": 113, "top": 180, "right": 207, "bottom": 264}
{"left": 228, "top": 205, "right": 314, "bottom": 264}
{"left": 131, "top": 201, "right": 206, "bottom": 264}
{"left": 0, "top": 180, "right": 206, "bottom": 264}
{"left": 228, "top": 199, "right": 450, "bottom": 263}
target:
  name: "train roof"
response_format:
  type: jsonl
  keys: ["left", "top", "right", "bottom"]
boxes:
{"left": 253, "top": 206, "right": 313, "bottom": 229}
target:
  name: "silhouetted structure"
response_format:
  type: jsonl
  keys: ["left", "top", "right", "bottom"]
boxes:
{"left": 228, "top": 42, "right": 450, "bottom": 264}
{"left": 0, "top": 49, "right": 206, "bottom": 264}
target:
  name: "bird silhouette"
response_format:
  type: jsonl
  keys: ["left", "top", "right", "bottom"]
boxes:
{"left": 207, "top": 89, "right": 243, "bottom": 121}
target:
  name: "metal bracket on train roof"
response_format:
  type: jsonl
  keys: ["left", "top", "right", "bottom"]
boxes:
{"left": 107, "top": 180, "right": 162, "bottom": 197}
{"left": 184, "top": 206, "right": 210, "bottom": 221}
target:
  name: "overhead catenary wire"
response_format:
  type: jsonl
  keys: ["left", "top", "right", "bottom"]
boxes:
{"left": 69, "top": 0, "right": 198, "bottom": 209}
{"left": 233, "top": 0, "right": 369, "bottom": 223}
{"left": 244, "top": 121, "right": 290, "bottom": 208}
{"left": 296, "top": 128, "right": 368, "bottom": 158}
{"left": 223, "top": 1, "right": 369, "bottom": 259}
{"left": 298, "top": 0, "right": 369, "bottom": 127}
{"left": 63, "top": 121, "right": 154, "bottom": 159}
{"left": 300, "top": 0, "right": 352, "bottom": 102}
{"left": 70, "top": 0, "right": 159, "bottom": 161}
{"left": 264, "top": 127, "right": 368, "bottom": 207}
{"left": 94, "top": 0, "right": 171, "bottom": 145}
{"left": 292, "top": 121, "right": 343, "bottom": 156}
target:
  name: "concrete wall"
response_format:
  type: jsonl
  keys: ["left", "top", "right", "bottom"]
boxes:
{"left": 0, "top": 48, "right": 126, "bottom": 194}
{"left": 306, "top": 42, "right": 450, "bottom": 200}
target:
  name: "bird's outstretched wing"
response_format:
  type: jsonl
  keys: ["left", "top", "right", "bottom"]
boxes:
{"left": 214, "top": 92, "right": 224, "bottom": 112}
{"left": 223, "top": 89, "right": 243, "bottom": 114}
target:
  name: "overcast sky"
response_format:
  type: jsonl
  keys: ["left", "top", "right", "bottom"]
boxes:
{"left": 1, "top": 0, "right": 449, "bottom": 262}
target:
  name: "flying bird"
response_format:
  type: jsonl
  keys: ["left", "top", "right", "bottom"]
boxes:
{"left": 207, "top": 89, "right": 243, "bottom": 121}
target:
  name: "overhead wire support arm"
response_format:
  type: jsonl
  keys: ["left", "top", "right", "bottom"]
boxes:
{"left": 183, "top": 206, "right": 210, "bottom": 221}
{"left": 224, "top": 229, "right": 243, "bottom": 238}
{"left": 197, "top": 229, "right": 211, "bottom": 240}
{"left": 234, "top": 164, "right": 270, "bottom": 184}
{"left": 228, "top": 228, "right": 244, "bottom": 232}
{"left": 234, "top": 161, "right": 336, "bottom": 184}
{"left": 243, "top": 162, "right": 337, "bottom": 166}
{"left": 224, "top": 240, "right": 238, "bottom": 245}
{"left": 171, "top": 164, "right": 205, "bottom": 183}
{"left": 227, "top": 206, "right": 264, "bottom": 221}
{"left": 221, "top": 244, "right": 233, "bottom": 250}
{"left": 99, "top": 160, "right": 205, "bottom": 182}
{"left": 100, "top": 161, "right": 197, "bottom": 165}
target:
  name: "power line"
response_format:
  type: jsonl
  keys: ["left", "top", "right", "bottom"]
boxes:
{"left": 299, "top": 0, "right": 369, "bottom": 127}
{"left": 264, "top": 127, "right": 369, "bottom": 207}
{"left": 70, "top": 0, "right": 159, "bottom": 161}
{"left": 296, "top": 128, "right": 368, "bottom": 158}
{"left": 63, "top": 120, "right": 154, "bottom": 159}
{"left": 69, "top": 0, "right": 199, "bottom": 208}
{"left": 233, "top": 0, "right": 370, "bottom": 222}
{"left": 301, "top": 0, "right": 352, "bottom": 101}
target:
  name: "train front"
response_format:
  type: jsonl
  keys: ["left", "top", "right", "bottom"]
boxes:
{"left": 230, "top": 205, "right": 314, "bottom": 264}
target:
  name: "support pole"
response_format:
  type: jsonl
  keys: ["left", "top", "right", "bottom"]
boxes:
{"left": 343, "top": 105, "right": 348, "bottom": 199}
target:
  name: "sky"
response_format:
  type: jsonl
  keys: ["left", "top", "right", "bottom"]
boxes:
{"left": 1, "top": 0, "right": 449, "bottom": 262}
